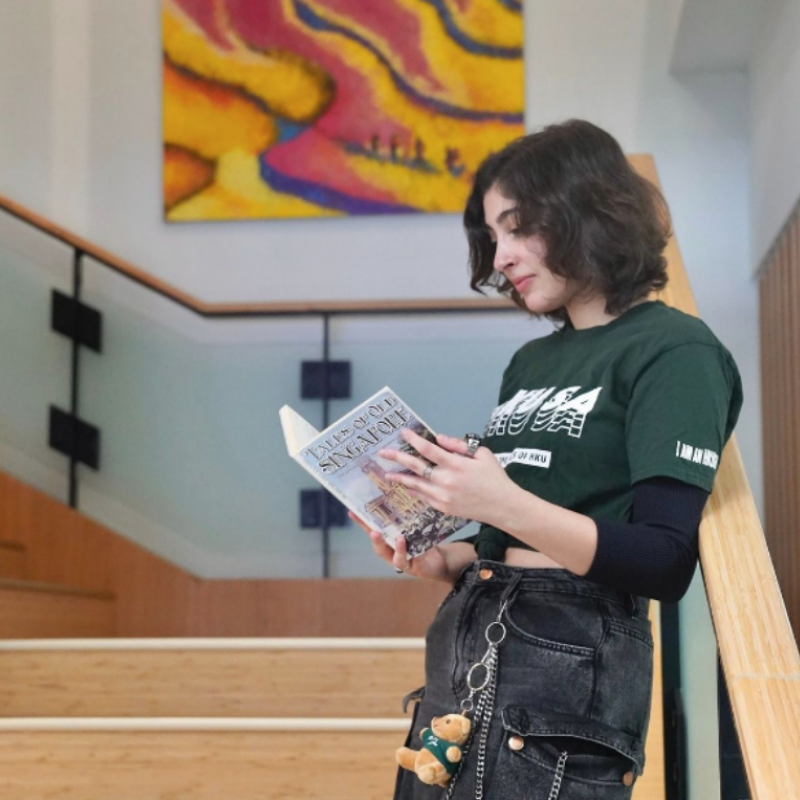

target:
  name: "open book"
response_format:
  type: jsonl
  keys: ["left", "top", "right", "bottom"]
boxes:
{"left": 279, "top": 386, "right": 469, "bottom": 557}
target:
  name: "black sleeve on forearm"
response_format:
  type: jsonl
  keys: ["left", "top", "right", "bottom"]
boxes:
{"left": 585, "top": 476, "right": 710, "bottom": 603}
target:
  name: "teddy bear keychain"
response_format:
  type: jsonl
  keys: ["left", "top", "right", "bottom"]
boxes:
{"left": 396, "top": 712, "right": 472, "bottom": 788}
{"left": 395, "top": 601, "right": 508, "bottom": 792}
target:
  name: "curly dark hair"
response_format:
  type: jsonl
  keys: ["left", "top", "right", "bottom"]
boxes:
{"left": 464, "top": 119, "right": 672, "bottom": 326}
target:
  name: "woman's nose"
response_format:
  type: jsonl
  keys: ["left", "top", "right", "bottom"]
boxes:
{"left": 493, "top": 241, "right": 514, "bottom": 272}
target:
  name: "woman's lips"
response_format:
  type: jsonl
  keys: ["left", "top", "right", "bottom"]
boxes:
{"left": 513, "top": 275, "right": 535, "bottom": 292}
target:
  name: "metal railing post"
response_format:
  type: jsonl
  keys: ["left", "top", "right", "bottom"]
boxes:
{"left": 68, "top": 249, "right": 84, "bottom": 508}
{"left": 321, "top": 312, "right": 331, "bottom": 579}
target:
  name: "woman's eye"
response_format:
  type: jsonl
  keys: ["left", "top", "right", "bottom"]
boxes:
{"left": 509, "top": 227, "right": 521, "bottom": 237}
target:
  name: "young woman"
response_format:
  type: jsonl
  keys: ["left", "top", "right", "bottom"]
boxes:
{"left": 352, "top": 119, "right": 743, "bottom": 799}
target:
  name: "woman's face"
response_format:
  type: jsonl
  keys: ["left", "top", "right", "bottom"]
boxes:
{"left": 482, "top": 184, "right": 579, "bottom": 315}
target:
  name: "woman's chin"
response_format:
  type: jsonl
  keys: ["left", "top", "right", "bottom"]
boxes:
{"left": 523, "top": 295, "right": 552, "bottom": 314}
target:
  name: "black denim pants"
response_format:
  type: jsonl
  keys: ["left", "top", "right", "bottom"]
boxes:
{"left": 394, "top": 561, "right": 654, "bottom": 800}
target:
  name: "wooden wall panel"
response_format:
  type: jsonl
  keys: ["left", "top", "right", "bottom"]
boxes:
{"left": 0, "top": 540, "right": 26, "bottom": 580}
{"left": 760, "top": 205, "right": 800, "bottom": 636}
{"left": 110, "top": 535, "right": 198, "bottom": 638}
{"left": 0, "top": 582, "right": 114, "bottom": 638}
{"left": 189, "top": 579, "right": 323, "bottom": 637}
{"left": 319, "top": 579, "right": 449, "bottom": 638}
{"left": 0, "top": 471, "right": 113, "bottom": 593}
{"left": 189, "top": 578, "right": 448, "bottom": 638}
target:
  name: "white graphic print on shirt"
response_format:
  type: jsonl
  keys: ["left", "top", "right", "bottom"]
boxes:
{"left": 495, "top": 448, "right": 552, "bottom": 469}
{"left": 486, "top": 386, "right": 603, "bottom": 439}
{"left": 676, "top": 440, "right": 719, "bottom": 469}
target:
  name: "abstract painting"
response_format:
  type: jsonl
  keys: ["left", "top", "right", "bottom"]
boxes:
{"left": 163, "top": 0, "right": 524, "bottom": 220}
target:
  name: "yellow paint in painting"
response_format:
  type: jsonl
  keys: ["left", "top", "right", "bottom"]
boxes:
{"left": 394, "top": 0, "right": 523, "bottom": 112}
{"left": 288, "top": 0, "right": 522, "bottom": 114}
{"left": 283, "top": 9, "right": 522, "bottom": 166}
{"left": 436, "top": 0, "right": 523, "bottom": 50}
{"left": 163, "top": 0, "right": 524, "bottom": 218}
{"left": 163, "top": 1, "right": 333, "bottom": 125}
{"left": 342, "top": 151, "right": 470, "bottom": 212}
{"left": 163, "top": 60, "right": 278, "bottom": 160}
{"left": 164, "top": 145, "right": 215, "bottom": 210}
{"left": 168, "top": 150, "right": 340, "bottom": 220}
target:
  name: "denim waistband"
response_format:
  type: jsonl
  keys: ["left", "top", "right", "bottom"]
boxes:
{"left": 458, "top": 560, "right": 648, "bottom": 618}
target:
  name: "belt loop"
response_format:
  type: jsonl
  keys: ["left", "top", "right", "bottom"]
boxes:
{"left": 499, "top": 570, "right": 523, "bottom": 605}
{"left": 626, "top": 593, "right": 639, "bottom": 618}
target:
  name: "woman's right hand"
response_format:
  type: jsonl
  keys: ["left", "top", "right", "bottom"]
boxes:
{"left": 348, "top": 511, "right": 454, "bottom": 583}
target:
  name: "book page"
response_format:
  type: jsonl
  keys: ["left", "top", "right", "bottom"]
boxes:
{"left": 279, "top": 406, "right": 320, "bottom": 456}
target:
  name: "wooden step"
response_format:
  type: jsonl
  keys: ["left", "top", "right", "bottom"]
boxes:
{"left": 0, "top": 540, "right": 26, "bottom": 580}
{"left": 0, "top": 638, "right": 424, "bottom": 717}
{"left": 0, "top": 719, "right": 406, "bottom": 800}
{"left": 0, "top": 580, "right": 115, "bottom": 638}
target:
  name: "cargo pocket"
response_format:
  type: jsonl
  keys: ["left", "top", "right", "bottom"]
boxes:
{"left": 488, "top": 706, "right": 643, "bottom": 800}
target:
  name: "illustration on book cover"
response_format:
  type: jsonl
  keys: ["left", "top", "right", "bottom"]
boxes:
{"left": 297, "top": 389, "right": 468, "bottom": 557}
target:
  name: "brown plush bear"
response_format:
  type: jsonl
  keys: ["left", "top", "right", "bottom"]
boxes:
{"left": 396, "top": 713, "right": 472, "bottom": 787}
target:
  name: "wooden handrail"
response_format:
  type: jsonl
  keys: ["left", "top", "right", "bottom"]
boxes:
{"left": 633, "top": 154, "right": 800, "bottom": 796}
{"left": 0, "top": 190, "right": 515, "bottom": 318}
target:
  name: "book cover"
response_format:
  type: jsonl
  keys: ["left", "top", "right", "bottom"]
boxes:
{"left": 279, "top": 387, "right": 469, "bottom": 557}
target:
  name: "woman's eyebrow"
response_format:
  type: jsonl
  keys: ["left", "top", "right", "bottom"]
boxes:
{"left": 484, "top": 207, "right": 519, "bottom": 232}
{"left": 495, "top": 207, "right": 519, "bottom": 225}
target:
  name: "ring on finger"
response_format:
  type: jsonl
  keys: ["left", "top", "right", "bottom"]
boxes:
{"left": 422, "top": 463, "right": 435, "bottom": 480}
{"left": 464, "top": 433, "right": 482, "bottom": 458}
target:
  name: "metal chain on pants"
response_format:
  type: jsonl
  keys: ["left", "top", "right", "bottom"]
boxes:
{"left": 442, "top": 601, "right": 569, "bottom": 800}
{"left": 442, "top": 634, "right": 499, "bottom": 800}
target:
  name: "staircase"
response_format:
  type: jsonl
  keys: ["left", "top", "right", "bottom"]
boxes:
{"left": 0, "top": 639, "right": 421, "bottom": 800}
{"left": 0, "top": 629, "right": 665, "bottom": 800}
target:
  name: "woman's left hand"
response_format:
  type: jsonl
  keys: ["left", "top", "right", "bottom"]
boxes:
{"left": 378, "top": 429, "right": 513, "bottom": 524}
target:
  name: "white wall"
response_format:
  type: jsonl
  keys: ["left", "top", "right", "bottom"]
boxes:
{"left": 0, "top": 1, "right": 52, "bottom": 213}
{"left": 0, "top": 0, "right": 762, "bottom": 577}
{"left": 750, "top": 0, "right": 800, "bottom": 265}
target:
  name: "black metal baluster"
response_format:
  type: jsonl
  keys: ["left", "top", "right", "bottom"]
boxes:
{"left": 68, "top": 249, "right": 83, "bottom": 507}
{"left": 321, "top": 312, "right": 331, "bottom": 578}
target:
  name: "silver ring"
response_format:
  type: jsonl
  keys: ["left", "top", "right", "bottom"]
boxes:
{"left": 422, "top": 463, "right": 435, "bottom": 480}
{"left": 464, "top": 433, "right": 482, "bottom": 458}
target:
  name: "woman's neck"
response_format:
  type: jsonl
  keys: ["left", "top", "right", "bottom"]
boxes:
{"left": 567, "top": 296, "right": 650, "bottom": 331}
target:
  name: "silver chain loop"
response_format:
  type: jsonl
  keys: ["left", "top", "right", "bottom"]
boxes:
{"left": 440, "top": 598, "right": 570, "bottom": 800}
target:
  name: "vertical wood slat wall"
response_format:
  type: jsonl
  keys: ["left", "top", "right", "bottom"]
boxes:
{"left": 760, "top": 202, "right": 800, "bottom": 635}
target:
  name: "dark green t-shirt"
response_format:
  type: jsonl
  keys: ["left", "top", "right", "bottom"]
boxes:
{"left": 474, "top": 300, "right": 743, "bottom": 555}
